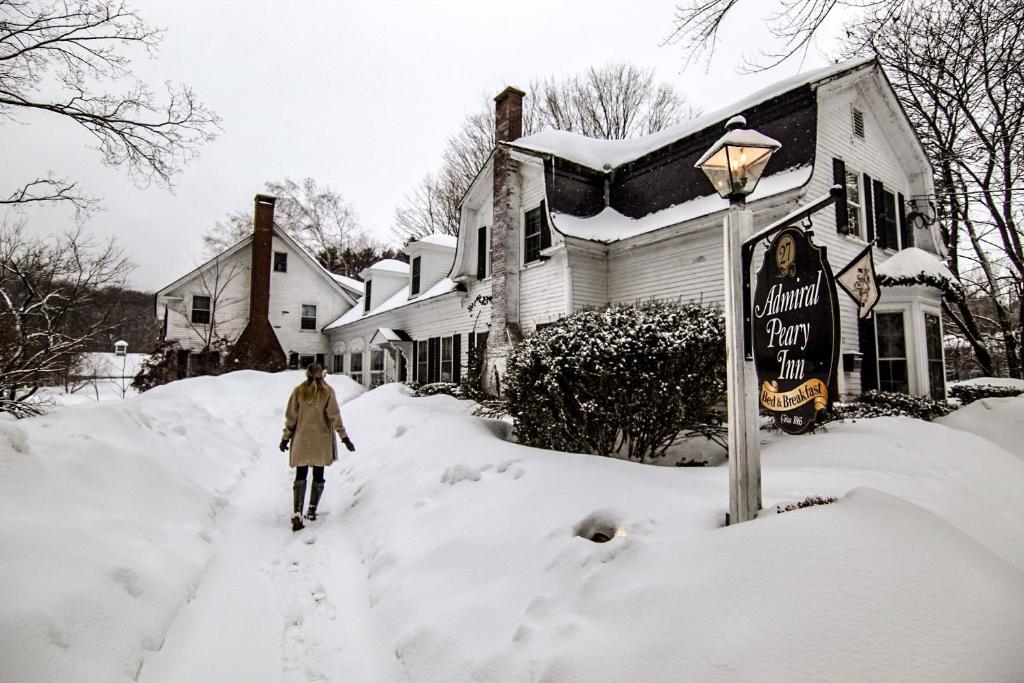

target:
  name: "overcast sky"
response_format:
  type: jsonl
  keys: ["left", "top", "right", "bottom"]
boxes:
{"left": 1, "top": 0, "right": 846, "bottom": 291}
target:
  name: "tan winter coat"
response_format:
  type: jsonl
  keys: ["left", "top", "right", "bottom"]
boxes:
{"left": 281, "top": 382, "right": 348, "bottom": 468}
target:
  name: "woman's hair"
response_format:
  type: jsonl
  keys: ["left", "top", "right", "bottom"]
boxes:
{"left": 299, "top": 363, "right": 327, "bottom": 402}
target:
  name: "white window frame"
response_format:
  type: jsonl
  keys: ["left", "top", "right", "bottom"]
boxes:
{"left": 845, "top": 166, "right": 863, "bottom": 240}
{"left": 440, "top": 336, "right": 453, "bottom": 383}
{"left": 273, "top": 251, "right": 288, "bottom": 273}
{"left": 300, "top": 304, "right": 317, "bottom": 331}
{"left": 873, "top": 289, "right": 945, "bottom": 397}
{"left": 191, "top": 295, "right": 211, "bottom": 325}
{"left": 370, "top": 349, "right": 385, "bottom": 387}
{"left": 874, "top": 309, "right": 909, "bottom": 394}
{"left": 522, "top": 204, "right": 546, "bottom": 266}
{"left": 349, "top": 351, "right": 364, "bottom": 384}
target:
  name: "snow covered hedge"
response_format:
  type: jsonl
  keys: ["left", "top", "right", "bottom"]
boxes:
{"left": 949, "top": 383, "right": 1024, "bottom": 405}
{"left": 825, "top": 391, "right": 952, "bottom": 423}
{"left": 505, "top": 301, "right": 725, "bottom": 462}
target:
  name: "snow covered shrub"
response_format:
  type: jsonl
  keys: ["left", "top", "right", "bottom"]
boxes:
{"left": 413, "top": 382, "right": 466, "bottom": 399}
{"left": 504, "top": 301, "right": 725, "bottom": 462}
{"left": 131, "top": 341, "right": 181, "bottom": 392}
{"left": 776, "top": 496, "right": 838, "bottom": 514}
{"left": 825, "top": 391, "right": 952, "bottom": 423}
{"left": 948, "top": 383, "right": 1024, "bottom": 405}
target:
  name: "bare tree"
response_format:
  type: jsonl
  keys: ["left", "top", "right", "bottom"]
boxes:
{"left": 0, "top": 220, "right": 131, "bottom": 416}
{"left": 166, "top": 253, "right": 245, "bottom": 356}
{"left": 394, "top": 62, "right": 699, "bottom": 240}
{"left": 205, "top": 176, "right": 388, "bottom": 257}
{"left": 846, "top": 0, "right": 1024, "bottom": 377}
{"left": 666, "top": 0, "right": 907, "bottom": 69}
{"left": 0, "top": 0, "right": 220, "bottom": 211}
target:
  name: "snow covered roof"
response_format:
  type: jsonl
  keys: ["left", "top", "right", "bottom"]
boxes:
{"left": 551, "top": 165, "right": 812, "bottom": 243}
{"left": 365, "top": 259, "right": 410, "bottom": 276}
{"left": 876, "top": 247, "right": 957, "bottom": 283}
{"left": 329, "top": 272, "right": 363, "bottom": 296}
{"left": 411, "top": 234, "right": 457, "bottom": 250}
{"left": 324, "top": 277, "right": 461, "bottom": 330}
{"left": 513, "top": 57, "right": 874, "bottom": 172}
{"left": 371, "top": 328, "right": 413, "bottom": 343}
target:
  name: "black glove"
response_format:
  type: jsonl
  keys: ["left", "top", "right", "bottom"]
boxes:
{"left": 279, "top": 439, "right": 289, "bottom": 452}
{"left": 342, "top": 437, "right": 355, "bottom": 452}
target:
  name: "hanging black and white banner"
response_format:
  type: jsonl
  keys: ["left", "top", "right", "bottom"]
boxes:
{"left": 752, "top": 227, "right": 841, "bottom": 435}
{"left": 835, "top": 244, "right": 880, "bottom": 319}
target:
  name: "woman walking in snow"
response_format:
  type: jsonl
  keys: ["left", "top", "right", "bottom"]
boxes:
{"left": 279, "top": 363, "right": 355, "bottom": 531}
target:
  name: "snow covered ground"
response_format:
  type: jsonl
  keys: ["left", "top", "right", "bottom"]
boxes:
{"left": 1, "top": 371, "right": 1023, "bottom": 681}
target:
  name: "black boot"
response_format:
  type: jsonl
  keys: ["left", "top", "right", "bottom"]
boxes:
{"left": 292, "top": 480, "right": 306, "bottom": 532}
{"left": 306, "top": 481, "right": 325, "bottom": 520}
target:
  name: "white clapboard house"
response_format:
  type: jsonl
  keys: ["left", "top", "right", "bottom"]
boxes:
{"left": 156, "top": 195, "right": 362, "bottom": 376}
{"left": 325, "top": 57, "right": 951, "bottom": 398}
{"left": 161, "top": 57, "right": 954, "bottom": 398}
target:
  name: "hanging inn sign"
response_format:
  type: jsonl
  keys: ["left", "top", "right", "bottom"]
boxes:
{"left": 740, "top": 186, "right": 873, "bottom": 435}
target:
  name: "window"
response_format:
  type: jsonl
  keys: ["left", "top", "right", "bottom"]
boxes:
{"left": 333, "top": 354, "right": 344, "bottom": 373}
{"left": 440, "top": 337, "right": 453, "bottom": 382}
{"left": 411, "top": 256, "right": 421, "bottom": 296}
{"left": 315, "top": 353, "right": 325, "bottom": 368}
{"left": 191, "top": 295, "right": 211, "bottom": 324}
{"left": 364, "top": 280, "right": 372, "bottom": 312}
{"left": 370, "top": 349, "right": 385, "bottom": 387}
{"left": 523, "top": 202, "right": 550, "bottom": 264}
{"left": 288, "top": 352, "right": 299, "bottom": 370}
{"left": 852, "top": 108, "right": 865, "bottom": 139}
{"left": 845, "top": 169, "right": 862, "bottom": 238}
{"left": 477, "top": 226, "right": 488, "bottom": 279}
{"left": 298, "top": 354, "right": 315, "bottom": 369}
{"left": 878, "top": 187, "right": 899, "bottom": 250}
{"left": 300, "top": 304, "right": 317, "bottom": 330}
{"left": 876, "top": 312, "right": 908, "bottom": 393}
{"left": 349, "top": 352, "right": 363, "bottom": 383}
{"left": 274, "top": 252, "right": 288, "bottom": 273}
{"left": 925, "top": 313, "right": 945, "bottom": 399}
{"left": 416, "top": 340, "right": 428, "bottom": 383}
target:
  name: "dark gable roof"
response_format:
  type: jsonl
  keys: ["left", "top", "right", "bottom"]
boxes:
{"left": 515, "top": 58, "right": 874, "bottom": 221}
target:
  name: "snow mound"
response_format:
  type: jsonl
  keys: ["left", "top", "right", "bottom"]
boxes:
{"left": 0, "top": 371, "right": 362, "bottom": 683}
{"left": 876, "top": 247, "right": 957, "bottom": 283}
{"left": 938, "top": 395, "right": 1024, "bottom": 462}
{"left": 3, "top": 371, "right": 1024, "bottom": 681}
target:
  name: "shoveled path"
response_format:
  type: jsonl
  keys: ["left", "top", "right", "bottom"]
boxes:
{"left": 137, "top": 421, "right": 403, "bottom": 682}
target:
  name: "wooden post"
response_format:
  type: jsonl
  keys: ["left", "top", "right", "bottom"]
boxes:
{"left": 724, "top": 204, "right": 762, "bottom": 523}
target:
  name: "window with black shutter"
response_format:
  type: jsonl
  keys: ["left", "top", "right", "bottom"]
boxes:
{"left": 453, "top": 334, "right": 462, "bottom": 383}
{"left": 858, "top": 315, "right": 878, "bottom": 392}
{"left": 416, "top": 340, "right": 428, "bottom": 383}
{"left": 333, "top": 354, "right": 344, "bottom": 373}
{"left": 874, "top": 182, "right": 899, "bottom": 250}
{"left": 863, "top": 173, "right": 875, "bottom": 243}
{"left": 315, "top": 353, "right": 325, "bottom": 368}
{"left": 897, "top": 192, "right": 911, "bottom": 249}
{"left": 524, "top": 202, "right": 551, "bottom": 264}
{"left": 364, "top": 280, "right": 372, "bottom": 312}
{"left": 428, "top": 337, "right": 440, "bottom": 383}
{"left": 440, "top": 337, "right": 453, "bottom": 382}
{"left": 833, "top": 158, "right": 850, "bottom": 234}
{"left": 477, "top": 226, "right": 488, "bottom": 279}
{"left": 289, "top": 352, "right": 299, "bottom": 370}
{"left": 411, "top": 257, "right": 421, "bottom": 296}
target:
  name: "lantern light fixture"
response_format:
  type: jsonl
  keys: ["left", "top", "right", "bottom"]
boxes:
{"left": 695, "top": 115, "right": 782, "bottom": 203}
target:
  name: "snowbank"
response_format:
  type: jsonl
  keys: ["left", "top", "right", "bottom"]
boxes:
{"left": 3, "top": 372, "right": 1023, "bottom": 681}
{"left": 938, "top": 395, "right": 1024, "bottom": 463}
{"left": 0, "top": 371, "right": 362, "bottom": 682}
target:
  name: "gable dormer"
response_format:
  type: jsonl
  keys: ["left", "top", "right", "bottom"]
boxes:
{"left": 360, "top": 259, "right": 409, "bottom": 312}
{"left": 404, "top": 234, "right": 457, "bottom": 297}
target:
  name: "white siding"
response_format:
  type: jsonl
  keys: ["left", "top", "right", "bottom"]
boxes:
{"left": 568, "top": 248, "right": 608, "bottom": 311}
{"left": 161, "top": 235, "right": 354, "bottom": 358}
{"left": 365, "top": 271, "right": 406, "bottom": 311}
{"left": 608, "top": 228, "right": 725, "bottom": 306}
{"left": 811, "top": 77, "right": 933, "bottom": 396}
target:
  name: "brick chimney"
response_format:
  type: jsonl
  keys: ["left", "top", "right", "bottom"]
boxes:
{"left": 494, "top": 86, "right": 525, "bottom": 142}
{"left": 229, "top": 194, "right": 286, "bottom": 369}
{"left": 486, "top": 86, "right": 527, "bottom": 394}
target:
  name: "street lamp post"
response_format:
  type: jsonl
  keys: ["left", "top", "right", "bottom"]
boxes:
{"left": 695, "top": 115, "right": 781, "bottom": 524}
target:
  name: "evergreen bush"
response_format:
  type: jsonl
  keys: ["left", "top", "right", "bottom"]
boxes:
{"left": 823, "top": 390, "right": 952, "bottom": 423}
{"left": 504, "top": 301, "right": 726, "bottom": 462}
{"left": 948, "top": 383, "right": 1024, "bottom": 405}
